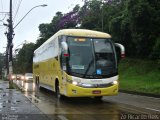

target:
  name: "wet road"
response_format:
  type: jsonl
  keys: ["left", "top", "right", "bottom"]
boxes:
{"left": 13, "top": 80, "right": 160, "bottom": 120}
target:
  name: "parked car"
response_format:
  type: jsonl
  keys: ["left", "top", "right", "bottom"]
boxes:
{"left": 24, "top": 73, "right": 33, "bottom": 82}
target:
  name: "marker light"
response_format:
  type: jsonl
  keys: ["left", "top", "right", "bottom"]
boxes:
{"left": 121, "top": 53, "right": 125, "bottom": 58}
{"left": 63, "top": 53, "right": 69, "bottom": 57}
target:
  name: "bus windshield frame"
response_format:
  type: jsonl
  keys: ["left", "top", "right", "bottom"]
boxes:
{"left": 65, "top": 36, "right": 118, "bottom": 79}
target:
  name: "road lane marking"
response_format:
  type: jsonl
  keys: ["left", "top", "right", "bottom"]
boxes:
{"left": 119, "top": 92, "right": 160, "bottom": 100}
{"left": 58, "top": 115, "right": 69, "bottom": 120}
{"left": 119, "top": 105, "right": 149, "bottom": 114}
{"left": 145, "top": 108, "right": 160, "bottom": 112}
{"left": 30, "top": 95, "right": 41, "bottom": 102}
{"left": 103, "top": 98, "right": 160, "bottom": 114}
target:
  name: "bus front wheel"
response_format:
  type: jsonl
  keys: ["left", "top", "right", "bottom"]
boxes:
{"left": 55, "top": 81, "right": 64, "bottom": 99}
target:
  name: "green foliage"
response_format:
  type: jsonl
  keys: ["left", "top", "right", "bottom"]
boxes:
{"left": 14, "top": 0, "right": 160, "bottom": 74}
{"left": 101, "top": 0, "right": 160, "bottom": 59}
{"left": 80, "top": 0, "right": 102, "bottom": 30}
{"left": 36, "top": 12, "right": 63, "bottom": 50}
{"left": 119, "top": 58, "right": 160, "bottom": 94}
{"left": 152, "top": 37, "right": 160, "bottom": 59}
{"left": 33, "top": 0, "right": 160, "bottom": 71}
{"left": 14, "top": 43, "right": 35, "bottom": 73}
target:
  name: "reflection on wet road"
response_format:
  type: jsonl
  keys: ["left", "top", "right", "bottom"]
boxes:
{"left": 13, "top": 80, "right": 160, "bottom": 120}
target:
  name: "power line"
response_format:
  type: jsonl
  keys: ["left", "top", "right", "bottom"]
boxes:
{"left": 0, "top": 14, "right": 6, "bottom": 21}
{"left": 0, "top": 0, "right": 3, "bottom": 12}
{"left": 13, "top": 0, "right": 23, "bottom": 21}
{"left": 13, "top": 0, "right": 18, "bottom": 11}
{"left": 0, "top": 0, "right": 6, "bottom": 22}
{"left": 12, "top": 0, "right": 19, "bottom": 19}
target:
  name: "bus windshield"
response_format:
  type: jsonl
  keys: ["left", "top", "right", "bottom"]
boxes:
{"left": 67, "top": 36, "right": 117, "bottom": 78}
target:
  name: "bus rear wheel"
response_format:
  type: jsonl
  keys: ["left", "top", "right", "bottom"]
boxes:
{"left": 35, "top": 76, "right": 39, "bottom": 85}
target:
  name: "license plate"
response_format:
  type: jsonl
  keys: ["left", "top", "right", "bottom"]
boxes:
{"left": 92, "top": 90, "right": 101, "bottom": 94}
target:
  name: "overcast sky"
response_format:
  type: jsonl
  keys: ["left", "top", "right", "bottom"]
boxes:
{"left": 0, "top": 0, "right": 84, "bottom": 53}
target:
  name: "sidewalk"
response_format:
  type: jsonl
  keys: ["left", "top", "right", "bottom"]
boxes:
{"left": 0, "top": 80, "right": 49, "bottom": 120}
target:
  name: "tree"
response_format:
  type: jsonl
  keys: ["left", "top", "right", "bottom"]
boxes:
{"left": 80, "top": 0, "right": 102, "bottom": 30}
{"left": 35, "top": 0, "right": 160, "bottom": 59}
{"left": 15, "top": 43, "right": 35, "bottom": 73}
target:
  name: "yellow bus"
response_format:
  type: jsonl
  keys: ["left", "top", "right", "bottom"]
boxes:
{"left": 33, "top": 29, "right": 125, "bottom": 100}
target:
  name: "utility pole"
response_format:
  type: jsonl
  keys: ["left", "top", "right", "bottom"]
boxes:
{"left": 5, "top": 47, "right": 9, "bottom": 80}
{"left": 8, "top": 0, "right": 14, "bottom": 88}
{"left": 4, "top": 1, "right": 46, "bottom": 84}
{"left": 9, "top": 0, "right": 13, "bottom": 66}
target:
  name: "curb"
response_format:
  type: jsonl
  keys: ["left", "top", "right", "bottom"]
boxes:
{"left": 120, "top": 89, "right": 160, "bottom": 98}
{"left": 13, "top": 81, "right": 25, "bottom": 92}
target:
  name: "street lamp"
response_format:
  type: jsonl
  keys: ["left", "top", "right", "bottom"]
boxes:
{"left": 13, "top": 40, "right": 28, "bottom": 57}
{"left": 13, "top": 4, "right": 47, "bottom": 29}
{"left": 6, "top": 3, "right": 47, "bottom": 87}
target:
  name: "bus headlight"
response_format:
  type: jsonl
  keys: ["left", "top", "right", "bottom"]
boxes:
{"left": 113, "top": 80, "right": 118, "bottom": 85}
{"left": 71, "top": 80, "right": 94, "bottom": 88}
{"left": 68, "top": 79, "right": 93, "bottom": 88}
{"left": 72, "top": 81, "right": 78, "bottom": 85}
{"left": 67, "top": 78, "right": 81, "bottom": 85}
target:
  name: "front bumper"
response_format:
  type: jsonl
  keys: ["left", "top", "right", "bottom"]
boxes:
{"left": 65, "top": 83, "right": 118, "bottom": 97}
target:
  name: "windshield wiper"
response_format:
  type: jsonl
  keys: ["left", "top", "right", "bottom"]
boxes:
{"left": 83, "top": 58, "right": 94, "bottom": 78}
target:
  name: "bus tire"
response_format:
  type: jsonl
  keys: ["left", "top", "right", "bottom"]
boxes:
{"left": 35, "top": 76, "right": 37, "bottom": 85}
{"left": 36, "top": 76, "right": 42, "bottom": 90}
{"left": 55, "top": 80, "right": 64, "bottom": 99}
{"left": 37, "top": 77, "right": 39, "bottom": 85}
{"left": 35, "top": 76, "right": 37, "bottom": 84}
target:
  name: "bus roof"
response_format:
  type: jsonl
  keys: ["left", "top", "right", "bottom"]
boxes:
{"left": 34, "top": 29, "right": 111, "bottom": 53}
{"left": 58, "top": 29, "right": 111, "bottom": 38}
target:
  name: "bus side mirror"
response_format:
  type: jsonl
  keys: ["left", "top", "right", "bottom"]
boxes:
{"left": 61, "top": 42, "right": 69, "bottom": 57}
{"left": 115, "top": 43, "right": 125, "bottom": 59}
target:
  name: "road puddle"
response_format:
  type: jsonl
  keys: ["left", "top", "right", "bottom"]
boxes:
{"left": 0, "top": 103, "right": 3, "bottom": 109}
{"left": 11, "top": 106, "right": 17, "bottom": 111}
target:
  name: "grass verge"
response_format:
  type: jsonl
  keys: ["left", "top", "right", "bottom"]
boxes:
{"left": 119, "top": 58, "right": 160, "bottom": 95}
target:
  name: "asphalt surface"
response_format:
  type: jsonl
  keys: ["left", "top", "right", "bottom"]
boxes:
{"left": 0, "top": 79, "right": 159, "bottom": 120}
{"left": 12, "top": 79, "right": 160, "bottom": 120}
{"left": 104, "top": 92, "right": 160, "bottom": 113}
